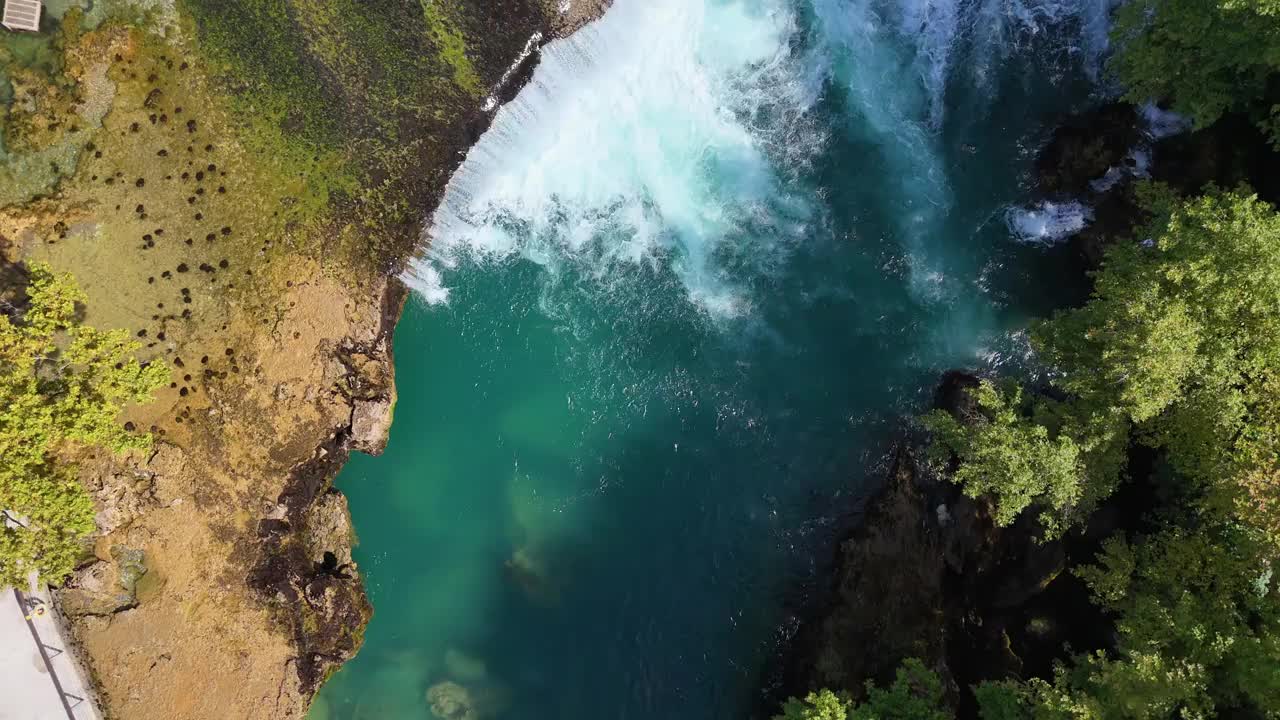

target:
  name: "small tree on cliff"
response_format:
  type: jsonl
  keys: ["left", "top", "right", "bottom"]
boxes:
{"left": 0, "top": 263, "right": 167, "bottom": 588}
{"left": 775, "top": 660, "right": 949, "bottom": 720}
{"left": 922, "top": 381, "right": 1094, "bottom": 537}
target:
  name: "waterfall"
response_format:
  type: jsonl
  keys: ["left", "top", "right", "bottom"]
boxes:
{"left": 807, "top": 0, "right": 1115, "bottom": 296}
{"left": 410, "top": 0, "right": 816, "bottom": 317}
{"left": 409, "top": 0, "right": 1117, "bottom": 313}
{"left": 331, "top": 3, "right": 1129, "bottom": 716}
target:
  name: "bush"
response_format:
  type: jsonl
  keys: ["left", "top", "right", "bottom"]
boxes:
{"left": 775, "top": 661, "right": 949, "bottom": 720}
{"left": 0, "top": 264, "right": 167, "bottom": 587}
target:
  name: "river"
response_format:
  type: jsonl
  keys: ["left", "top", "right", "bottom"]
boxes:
{"left": 314, "top": 0, "right": 1111, "bottom": 717}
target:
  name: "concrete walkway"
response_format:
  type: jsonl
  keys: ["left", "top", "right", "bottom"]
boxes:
{"left": 0, "top": 586, "right": 102, "bottom": 720}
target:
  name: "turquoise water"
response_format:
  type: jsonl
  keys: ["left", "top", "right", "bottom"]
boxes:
{"left": 314, "top": 1, "right": 1108, "bottom": 717}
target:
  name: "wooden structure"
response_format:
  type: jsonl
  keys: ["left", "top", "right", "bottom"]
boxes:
{"left": 2, "top": 0, "right": 41, "bottom": 32}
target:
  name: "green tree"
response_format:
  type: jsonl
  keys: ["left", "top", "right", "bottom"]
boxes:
{"left": 849, "top": 659, "right": 950, "bottom": 720}
{"left": 922, "top": 381, "right": 1089, "bottom": 536}
{"left": 775, "top": 689, "right": 852, "bottom": 720}
{"left": 1111, "top": 0, "right": 1280, "bottom": 142}
{"left": 1073, "top": 527, "right": 1280, "bottom": 716}
{"left": 924, "top": 187, "right": 1280, "bottom": 717}
{"left": 775, "top": 661, "right": 951, "bottom": 720}
{"left": 0, "top": 263, "right": 168, "bottom": 588}
{"left": 983, "top": 525, "right": 1280, "bottom": 719}
{"left": 1034, "top": 186, "right": 1280, "bottom": 487}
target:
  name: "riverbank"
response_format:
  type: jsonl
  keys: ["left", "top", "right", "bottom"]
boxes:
{"left": 1, "top": 2, "right": 608, "bottom": 717}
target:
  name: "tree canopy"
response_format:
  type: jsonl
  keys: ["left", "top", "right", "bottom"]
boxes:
{"left": 1034, "top": 186, "right": 1280, "bottom": 484}
{"left": 1111, "top": 0, "right": 1280, "bottom": 142}
{"left": 774, "top": 3, "right": 1280, "bottom": 714}
{"left": 0, "top": 263, "right": 167, "bottom": 588}
{"left": 776, "top": 661, "right": 950, "bottom": 720}
{"left": 922, "top": 381, "right": 1089, "bottom": 536}
{"left": 904, "top": 186, "right": 1280, "bottom": 718}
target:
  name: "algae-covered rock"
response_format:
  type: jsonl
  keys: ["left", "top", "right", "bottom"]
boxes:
{"left": 504, "top": 545, "right": 561, "bottom": 606}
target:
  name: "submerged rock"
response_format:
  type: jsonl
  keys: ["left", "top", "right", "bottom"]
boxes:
{"left": 427, "top": 681, "right": 479, "bottom": 720}
{"left": 444, "top": 648, "right": 489, "bottom": 684}
{"left": 504, "top": 545, "right": 561, "bottom": 606}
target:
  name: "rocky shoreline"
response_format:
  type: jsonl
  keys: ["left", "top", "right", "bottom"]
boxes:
{"left": 763, "top": 373, "right": 1112, "bottom": 717}
{"left": 220, "top": 0, "right": 618, "bottom": 706}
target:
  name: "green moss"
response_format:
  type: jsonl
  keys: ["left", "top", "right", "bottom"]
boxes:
{"left": 175, "top": 0, "right": 490, "bottom": 272}
{"left": 178, "top": 0, "right": 342, "bottom": 147}
{"left": 420, "top": 0, "right": 483, "bottom": 97}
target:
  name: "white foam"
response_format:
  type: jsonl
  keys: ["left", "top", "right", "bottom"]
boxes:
{"left": 807, "top": 0, "right": 1111, "bottom": 298}
{"left": 409, "top": 0, "right": 1119, "bottom": 311}
{"left": 1089, "top": 166, "right": 1125, "bottom": 193}
{"left": 1140, "top": 102, "right": 1191, "bottom": 139}
{"left": 1081, "top": 105, "right": 1184, "bottom": 196}
{"left": 1006, "top": 200, "right": 1093, "bottom": 244}
{"left": 481, "top": 32, "right": 544, "bottom": 113}
{"left": 409, "top": 0, "right": 815, "bottom": 318}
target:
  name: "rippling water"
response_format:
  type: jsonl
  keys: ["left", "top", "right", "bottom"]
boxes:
{"left": 314, "top": 1, "right": 1110, "bottom": 717}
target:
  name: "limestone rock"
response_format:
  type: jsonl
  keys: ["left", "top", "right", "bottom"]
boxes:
{"left": 351, "top": 396, "right": 395, "bottom": 455}
{"left": 304, "top": 491, "right": 355, "bottom": 568}
{"left": 59, "top": 546, "right": 146, "bottom": 618}
{"left": 83, "top": 459, "right": 158, "bottom": 535}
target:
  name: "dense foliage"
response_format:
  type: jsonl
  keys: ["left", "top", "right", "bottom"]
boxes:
{"left": 775, "top": 661, "right": 949, "bottom": 720}
{"left": 1111, "top": 0, "right": 1280, "bottom": 142}
{"left": 922, "top": 381, "right": 1087, "bottom": 536}
{"left": 1036, "top": 186, "right": 1280, "bottom": 483}
{"left": 0, "top": 264, "right": 167, "bottom": 588}
{"left": 781, "top": 185, "right": 1280, "bottom": 718}
{"left": 952, "top": 187, "right": 1280, "bottom": 718}
{"left": 772, "top": 3, "right": 1280, "bottom": 717}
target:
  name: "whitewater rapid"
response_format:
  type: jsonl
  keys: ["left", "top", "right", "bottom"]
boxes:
{"left": 410, "top": 0, "right": 1118, "bottom": 315}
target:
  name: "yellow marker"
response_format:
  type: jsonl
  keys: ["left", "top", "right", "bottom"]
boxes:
{"left": 25, "top": 605, "right": 47, "bottom": 620}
